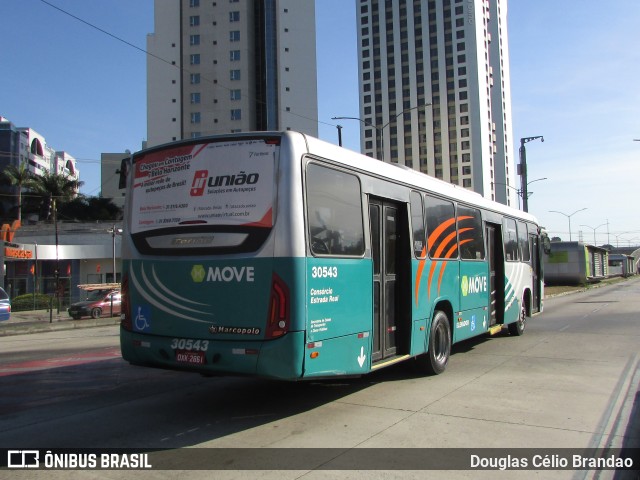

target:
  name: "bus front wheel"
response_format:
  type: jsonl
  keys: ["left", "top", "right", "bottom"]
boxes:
{"left": 415, "top": 310, "right": 451, "bottom": 375}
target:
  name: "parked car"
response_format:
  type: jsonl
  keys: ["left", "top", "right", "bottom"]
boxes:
{"left": 0, "top": 287, "right": 11, "bottom": 321}
{"left": 68, "top": 289, "right": 121, "bottom": 320}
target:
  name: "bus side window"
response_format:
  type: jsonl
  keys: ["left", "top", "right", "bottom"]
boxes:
{"left": 517, "top": 221, "right": 530, "bottom": 262}
{"left": 503, "top": 218, "right": 519, "bottom": 261}
{"left": 458, "top": 206, "right": 485, "bottom": 260}
{"left": 410, "top": 191, "right": 426, "bottom": 258}
{"left": 306, "top": 164, "right": 365, "bottom": 256}
{"left": 425, "top": 195, "right": 456, "bottom": 259}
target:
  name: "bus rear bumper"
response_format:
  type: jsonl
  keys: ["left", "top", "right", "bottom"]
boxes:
{"left": 120, "top": 327, "right": 305, "bottom": 380}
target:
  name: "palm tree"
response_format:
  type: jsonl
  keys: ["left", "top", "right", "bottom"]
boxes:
{"left": 1, "top": 163, "right": 37, "bottom": 221}
{"left": 27, "top": 171, "right": 84, "bottom": 220}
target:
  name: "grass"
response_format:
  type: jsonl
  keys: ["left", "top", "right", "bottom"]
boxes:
{"left": 545, "top": 276, "right": 629, "bottom": 297}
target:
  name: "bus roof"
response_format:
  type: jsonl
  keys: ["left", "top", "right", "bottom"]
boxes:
{"left": 130, "top": 131, "right": 539, "bottom": 227}
{"left": 297, "top": 132, "right": 540, "bottom": 226}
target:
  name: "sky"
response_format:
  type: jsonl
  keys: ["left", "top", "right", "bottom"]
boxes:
{"left": 1, "top": 0, "right": 639, "bottom": 247}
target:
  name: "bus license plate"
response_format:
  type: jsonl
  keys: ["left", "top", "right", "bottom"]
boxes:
{"left": 176, "top": 350, "right": 206, "bottom": 365}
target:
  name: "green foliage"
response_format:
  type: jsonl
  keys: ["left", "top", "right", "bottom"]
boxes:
{"left": 11, "top": 293, "right": 55, "bottom": 311}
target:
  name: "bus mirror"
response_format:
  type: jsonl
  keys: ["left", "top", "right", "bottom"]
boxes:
{"left": 542, "top": 235, "right": 551, "bottom": 255}
{"left": 117, "top": 157, "right": 129, "bottom": 190}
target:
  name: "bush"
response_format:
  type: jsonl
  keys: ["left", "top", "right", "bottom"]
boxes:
{"left": 11, "top": 293, "right": 56, "bottom": 311}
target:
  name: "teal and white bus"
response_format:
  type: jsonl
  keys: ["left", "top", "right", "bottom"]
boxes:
{"left": 119, "top": 132, "right": 546, "bottom": 379}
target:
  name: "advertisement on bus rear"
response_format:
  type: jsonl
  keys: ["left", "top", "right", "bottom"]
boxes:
{"left": 131, "top": 140, "right": 276, "bottom": 234}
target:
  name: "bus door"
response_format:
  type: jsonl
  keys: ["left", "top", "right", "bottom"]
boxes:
{"left": 369, "top": 198, "right": 410, "bottom": 362}
{"left": 485, "top": 223, "right": 505, "bottom": 326}
{"left": 530, "top": 234, "right": 542, "bottom": 313}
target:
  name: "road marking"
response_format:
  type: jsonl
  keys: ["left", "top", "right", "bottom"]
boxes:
{"left": 0, "top": 346, "right": 121, "bottom": 377}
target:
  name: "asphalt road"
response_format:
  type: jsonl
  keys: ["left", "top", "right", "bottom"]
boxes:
{"left": 0, "top": 278, "right": 639, "bottom": 479}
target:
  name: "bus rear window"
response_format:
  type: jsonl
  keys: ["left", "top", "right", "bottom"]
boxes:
{"left": 129, "top": 139, "right": 277, "bottom": 254}
{"left": 306, "top": 164, "right": 364, "bottom": 256}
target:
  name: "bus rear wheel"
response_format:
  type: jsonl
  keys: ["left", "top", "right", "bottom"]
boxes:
{"left": 508, "top": 301, "right": 527, "bottom": 336}
{"left": 415, "top": 310, "right": 451, "bottom": 375}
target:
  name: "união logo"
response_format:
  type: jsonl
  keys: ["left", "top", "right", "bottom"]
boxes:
{"left": 191, "top": 264, "right": 206, "bottom": 283}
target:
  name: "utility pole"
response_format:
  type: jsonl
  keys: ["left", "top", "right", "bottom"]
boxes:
{"left": 518, "top": 136, "right": 544, "bottom": 212}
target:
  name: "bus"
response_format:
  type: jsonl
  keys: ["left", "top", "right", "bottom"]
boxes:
{"left": 119, "top": 131, "right": 547, "bottom": 379}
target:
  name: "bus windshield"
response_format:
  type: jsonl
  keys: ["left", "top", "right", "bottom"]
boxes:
{"left": 129, "top": 138, "right": 278, "bottom": 254}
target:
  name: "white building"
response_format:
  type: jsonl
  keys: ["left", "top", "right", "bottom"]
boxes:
{"left": 146, "top": 0, "right": 318, "bottom": 147}
{"left": 356, "top": 0, "right": 517, "bottom": 206}
{"left": 0, "top": 117, "right": 80, "bottom": 220}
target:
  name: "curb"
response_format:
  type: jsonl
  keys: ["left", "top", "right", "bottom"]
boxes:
{"left": 0, "top": 317, "right": 120, "bottom": 337}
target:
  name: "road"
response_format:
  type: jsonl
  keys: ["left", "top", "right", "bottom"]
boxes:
{"left": 0, "top": 278, "right": 639, "bottom": 479}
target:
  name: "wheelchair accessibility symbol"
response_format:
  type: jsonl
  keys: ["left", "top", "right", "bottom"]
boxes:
{"left": 134, "top": 305, "right": 151, "bottom": 332}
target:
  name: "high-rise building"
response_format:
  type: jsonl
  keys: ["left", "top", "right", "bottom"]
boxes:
{"left": 147, "top": 0, "right": 318, "bottom": 148}
{"left": 356, "top": 0, "right": 516, "bottom": 206}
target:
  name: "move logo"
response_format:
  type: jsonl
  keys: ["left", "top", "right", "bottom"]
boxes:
{"left": 191, "top": 264, "right": 255, "bottom": 283}
{"left": 461, "top": 275, "right": 487, "bottom": 296}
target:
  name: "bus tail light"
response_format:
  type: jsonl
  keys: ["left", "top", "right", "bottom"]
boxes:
{"left": 265, "top": 272, "right": 290, "bottom": 339}
{"left": 120, "top": 273, "right": 132, "bottom": 331}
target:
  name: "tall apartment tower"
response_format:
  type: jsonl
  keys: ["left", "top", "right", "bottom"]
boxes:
{"left": 356, "top": 0, "right": 516, "bottom": 205}
{"left": 147, "top": 0, "right": 318, "bottom": 148}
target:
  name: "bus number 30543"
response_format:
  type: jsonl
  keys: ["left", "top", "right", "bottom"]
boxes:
{"left": 311, "top": 266, "right": 338, "bottom": 278}
{"left": 170, "top": 338, "right": 209, "bottom": 352}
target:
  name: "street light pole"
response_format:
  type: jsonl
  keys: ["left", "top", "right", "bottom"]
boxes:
{"left": 333, "top": 103, "right": 431, "bottom": 162}
{"left": 579, "top": 223, "right": 607, "bottom": 246}
{"left": 549, "top": 208, "right": 587, "bottom": 242}
{"left": 109, "top": 225, "right": 123, "bottom": 284}
{"left": 493, "top": 177, "right": 547, "bottom": 210}
{"left": 331, "top": 116, "right": 382, "bottom": 159}
{"left": 518, "top": 136, "right": 544, "bottom": 212}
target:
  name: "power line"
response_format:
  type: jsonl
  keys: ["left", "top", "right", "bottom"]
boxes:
{"left": 38, "top": 0, "right": 337, "bottom": 130}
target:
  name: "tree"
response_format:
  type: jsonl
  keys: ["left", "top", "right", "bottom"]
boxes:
{"left": 26, "top": 171, "right": 84, "bottom": 221}
{"left": 1, "top": 163, "right": 37, "bottom": 221}
{"left": 59, "top": 195, "right": 122, "bottom": 221}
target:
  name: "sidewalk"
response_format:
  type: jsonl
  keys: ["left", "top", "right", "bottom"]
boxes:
{"left": 0, "top": 309, "right": 120, "bottom": 336}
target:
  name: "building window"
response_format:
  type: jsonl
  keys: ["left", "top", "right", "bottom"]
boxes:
{"left": 191, "top": 112, "right": 201, "bottom": 124}
{"left": 230, "top": 30, "right": 240, "bottom": 42}
{"left": 190, "top": 0, "right": 199, "bottom": 6}
{"left": 190, "top": 54, "right": 200, "bottom": 65}
{"left": 229, "top": 11, "right": 240, "bottom": 22}
{"left": 230, "top": 50, "right": 240, "bottom": 61}
{"left": 230, "top": 89, "right": 241, "bottom": 100}
{"left": 231, "top": 109, "right": 242, "bottom": 120}
{"left": 191, "top": 93, "right": 201, "bottom": 104}
{"left": 230, "top": 69, "right": 241, "bottom": 80}
{"left": 190, "top": 15, "right": 200, "bottom": 26}
{"left": 190, "top": 73, "right": 200, "bottom": 84}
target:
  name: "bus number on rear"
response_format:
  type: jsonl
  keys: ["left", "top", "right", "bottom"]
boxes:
{"left": 311, "top": 266, "right": 338, "bottom": 279}
{"left": 170, "top": 338, "right": 209, "bottom": 352}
